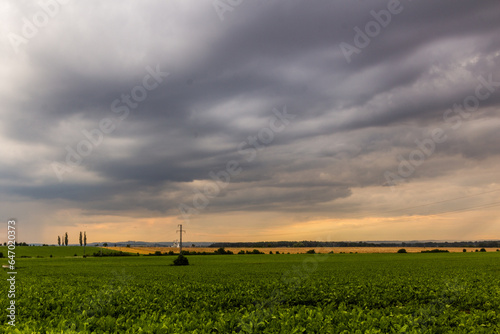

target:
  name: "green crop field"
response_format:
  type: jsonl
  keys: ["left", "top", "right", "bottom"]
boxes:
{"left": 1, "top": 252, "right": 499, "bottom": 333}
{"left": 0, "top": 246, "right": 126, "bottom": 258}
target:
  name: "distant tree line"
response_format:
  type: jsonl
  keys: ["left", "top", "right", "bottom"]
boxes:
{"left": 210, "top": 240, "right": 500, "bottom": 248}
{"left": 2, "top": 241, "right": 29, "bottom": 246}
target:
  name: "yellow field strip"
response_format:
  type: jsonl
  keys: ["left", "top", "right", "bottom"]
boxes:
{"left": 105, "top": 246, "right": 499, "bottom": 255}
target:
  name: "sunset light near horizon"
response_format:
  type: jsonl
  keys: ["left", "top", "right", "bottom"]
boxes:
{"left": 1, "top": 1, "right": 500, "bottom": 245}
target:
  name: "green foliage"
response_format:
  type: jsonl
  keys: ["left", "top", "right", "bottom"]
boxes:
{"left": 214, "top": 247, "right": 233, "bottom": 255}
{"left": 173, "top": 254, "right": 189, "bottom": 266}
{"left": 421, "top": 249, "right": 449, "bottom": 253}
{"left": 463, "top": 249, "right": 467, "bottom": 252}
{"left": 246, "top": 249, "right": 264, "bottom": 254}
{"left": 480, "top": 248, "right": 486, "bottom": 252}
{"left": 1, "top": 252, "right": 499, "bottom": 333}
{"left": 306, "top": 249, "right": 316, "bottom": 254}
{"left": 0, "top": 246, "right": 130, "bottom": 258}
{"left": 92, "top": 250, "right": 135, "bottom": 257}
{"left": 397, "top": 248, "right": 407, "bottom": 253}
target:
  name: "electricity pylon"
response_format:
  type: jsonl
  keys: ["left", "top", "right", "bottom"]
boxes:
{"left": 177, "top": 224, "right": 186, "bottom": 255}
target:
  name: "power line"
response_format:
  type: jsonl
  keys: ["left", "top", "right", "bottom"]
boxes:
{"left": 426, "top": 200, "right": 500, "bottom": 217}
{"left": 209, "top": 188, "right": 500, "bottom": 238}
{"left": 340, "top": 188, "right": 500, "bottom": 220}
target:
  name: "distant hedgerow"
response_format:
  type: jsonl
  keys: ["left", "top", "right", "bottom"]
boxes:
{"left": 421, "top": 249, "right": 449, "bottom": 253}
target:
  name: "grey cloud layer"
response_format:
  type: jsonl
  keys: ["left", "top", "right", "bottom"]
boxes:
{"left": 2, "top": 0, "right": 500, "bottom": 219}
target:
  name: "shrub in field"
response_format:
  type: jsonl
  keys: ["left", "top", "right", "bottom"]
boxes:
{"left": 154, "top": 251, "right": 162, "bottom": 256}
{"left": 269, "top": 251, "right": 273, "bottom": 254}
{"left": 173, "top": 255, "right": 189, "bottom": 266}
{"left": 92, "top": 251, "right": 133, "bottom": 257}
{"left": 463, "top": 249, "right": 467, "bottom": 252}
{"left": 421, "top": 249, "right": 449, "bottom": 253}
{"left": 0, "top": 252, "right": 3, "bottom": 258}
{"left": 238, "top": 250, "right": 245, "bottom": 254}
{"left": 306, "top": 249, "right": 316, "bottom": 254}
{"left": 276, "top": 251, "right": 280, "bottom": 254}
{"left": 214, "top": 247, "right": 233, "bottom": 255}
{"left": 480, "top": 248, "right": 486, "bottom": 252}
{"left": 397, "top": 248, "right": 407, "bottom": 253}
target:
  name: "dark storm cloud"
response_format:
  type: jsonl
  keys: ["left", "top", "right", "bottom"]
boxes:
{"left": 2, "top": 0, "right": 500, "bottom": 218}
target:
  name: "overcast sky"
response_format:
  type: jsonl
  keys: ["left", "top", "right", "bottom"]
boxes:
{"left": 1, "top": 0, "right": 500, "bottom": 244}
